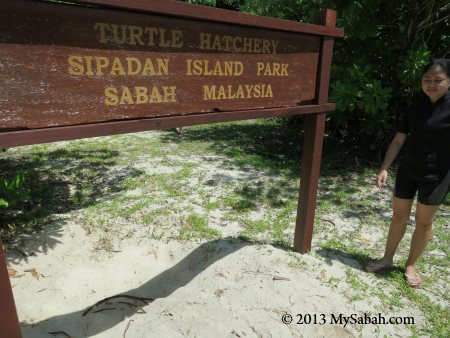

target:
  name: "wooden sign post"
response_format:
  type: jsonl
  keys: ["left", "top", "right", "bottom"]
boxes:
{"left": 0, "top": 0, "right": 343, "bottom": 335}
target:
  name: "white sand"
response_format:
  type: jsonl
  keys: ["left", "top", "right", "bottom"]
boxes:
{"left": 7, "top": 218, "right": 423, "bottom": 338}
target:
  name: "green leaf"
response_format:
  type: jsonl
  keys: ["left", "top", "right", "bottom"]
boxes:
{"left": 0, "top": 198, "right": 8, "bottom": 208}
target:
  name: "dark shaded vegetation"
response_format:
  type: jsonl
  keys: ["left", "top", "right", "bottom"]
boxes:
{"left": 0, "top": 147, "right": 143, "bottom": 242}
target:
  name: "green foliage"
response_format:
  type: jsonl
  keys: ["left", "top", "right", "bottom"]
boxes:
{"left": 330, "top": 64, "right": 392, "bottom": 136}
{"left": 0, "top": 172, "right": 30, "bottom": 209}
{"left": 180, "top": 0, "right": 242, "bottom": 10}
{"left": 184, "top": 0, "right": 217, "bottom": 6}
{"left": 398, "top": 46, "right": 432, "bottom": 95}
{"left": 324, "top": 0, "right": 448, "bottom": 147}
{"left": 198, "top": 0, "right": 450, "bottom": 148}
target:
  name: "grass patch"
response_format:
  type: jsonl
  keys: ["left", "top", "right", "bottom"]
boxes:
{"left": 178, "top": 214, "right": 220, "bottom": 240}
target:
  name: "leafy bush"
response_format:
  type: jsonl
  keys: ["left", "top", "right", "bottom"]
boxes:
{"left": 0, "top": 172, "right": 30, "bottom": 209}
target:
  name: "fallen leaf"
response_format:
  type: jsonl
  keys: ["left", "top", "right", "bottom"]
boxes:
{"left": 31, "top": 270, "right": 41, "bottom": 280}
{"left": 25, "top": 268, "right": 42, "bottom": 280}
{"left": 8, "top": 268, "right": 17, "bottom": 277}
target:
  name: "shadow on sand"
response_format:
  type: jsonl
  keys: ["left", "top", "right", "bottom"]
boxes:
{"left": 20, "top": 238, "right": 252, "bottom": 337}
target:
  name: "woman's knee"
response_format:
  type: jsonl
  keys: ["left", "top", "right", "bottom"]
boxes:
{"left": 392, "top": 211, "right": 410, "bottom": 225}
{"left": 415, "top": 203, "right": 439, "bottom": 231}
{"left": 414, "top": 217, "right": 433, "bottom": 232}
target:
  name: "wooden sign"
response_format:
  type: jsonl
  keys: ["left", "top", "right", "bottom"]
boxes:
{"left": 0, "top": 0, "right": 342, "bottom": 146}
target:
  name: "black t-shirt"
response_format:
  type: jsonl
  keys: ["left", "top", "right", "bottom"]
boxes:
{"left": 398, "top": 91, "right": 450, "bottom": 182}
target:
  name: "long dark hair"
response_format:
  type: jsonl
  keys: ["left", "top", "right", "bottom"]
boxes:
{"left": 422, "top": 58, "right": 450, "bottom": 78}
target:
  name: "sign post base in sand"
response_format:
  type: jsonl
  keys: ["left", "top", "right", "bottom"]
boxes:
{"left": 0, "top": 239, "right": 22, "bottom": 337}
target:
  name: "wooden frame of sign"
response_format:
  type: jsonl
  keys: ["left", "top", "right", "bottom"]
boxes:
{"left": 0, "top": 0, "right": 343, "bottom": 335}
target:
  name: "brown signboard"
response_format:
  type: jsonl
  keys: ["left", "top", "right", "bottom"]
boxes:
{"left": 0, "top": 0, "right": 341, "bottom": 137}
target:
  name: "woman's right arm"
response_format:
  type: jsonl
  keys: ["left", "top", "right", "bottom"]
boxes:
{"left": 376, "top": 132, "right": 407, "bottom": 189}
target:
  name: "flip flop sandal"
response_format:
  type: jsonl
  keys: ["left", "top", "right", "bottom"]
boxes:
{"left": 366, "top": 261, "right": 393, "bottom": 273}
{"left": 404, "top": 272, "right": 423, "bottom": 287}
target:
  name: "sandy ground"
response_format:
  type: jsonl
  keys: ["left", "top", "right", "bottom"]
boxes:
{"left": 6, "top": 217, "right": 424, "bottom": 338}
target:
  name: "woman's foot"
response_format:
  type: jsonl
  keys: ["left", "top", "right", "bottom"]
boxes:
{"left": 366, "top": 259, "right": 393, "bottom": 273}
{"left": 404, "top": 266, "right": 423, "bottom": 287}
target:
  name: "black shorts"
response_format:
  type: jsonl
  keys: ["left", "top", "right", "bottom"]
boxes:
{"left": 394, "top": 165, "right": 450, "bottom": 205}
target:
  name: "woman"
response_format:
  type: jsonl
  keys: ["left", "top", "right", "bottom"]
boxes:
{"left": 366, "top": 59, "right": 450, "bottom": 287}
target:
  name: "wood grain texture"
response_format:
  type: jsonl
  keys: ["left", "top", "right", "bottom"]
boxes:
{"left": 1, "top": 0, "right": 321, "bottom": 131}
{"left": 0, "top": 103, "right": 335, "bottom": 148}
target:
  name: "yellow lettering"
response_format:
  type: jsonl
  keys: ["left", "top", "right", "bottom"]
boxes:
{"left": 104, "top": 87, "right": 118, "bottom": 106}
{"left": 257, "top": 62, "right": 264, "bottom": 76}
{"left": 163, "top": 86, "right": 177, "bottom": 102}
{"left": 203, "top": 60, "right": 212, "bottom": 75}
{"left": 211, "top": 35, "right": 222, "bottom": 51}
{"left": 149, "top": 86, "right": 163, "bottom": 103}
{"left": 223, "top": 36, "right": 233, "bottom": 51}
{"left": 253, "top": 38, "right": 262, "bottom": 53}
{"left": 264, "top": 63, "right": 272, "bottom": 76}
{"left": 213, "top": 61, "right": 224, "bottom": 76}
{"left": 186, "top": 59, "right": 193, "bottom": 75}
{"left": 144, "top": 27, "right": 159, "bottom": 46}
{"left": 157, "top": 58, "right": 169, "bottom": 75}
{"left": 158, "top": 28, "right": 171, "bottom": 47}
{"left": 271, "top": 40, "right": 279, "bottom": 54}
{"left": 185, "top": 60, "right": 243, "bottom": 76}
{"left": 217, "top": 86, "right": 227, "bottom": 100}
{"left": 224, "top": 61, "right": 233, "bottom": 76}
{"left": 203, "top": 85, "right": 216, "bottom": 100}
{"left": 235, "top": 85, "right": 244, "bottom": 98}
{"left": 227, "top": 85, "right": 236, "bottom": 99}
{"left": 111, "top": 24, "right": 127, "bottom": 44}
{"left": 110, "top": 57, "right": 126, "bottom": 75}
{"left": 242, "top": 38, "right": 252, "bottom": 52}
{"left": 85, "top": 56, "right": 94, "bottom": 76}
{"left": 171, "top": 30, "right": 183, "bottom": 48}
{"left": 68, "top": 55, "right": 84, "bottom": 75}
{"left": 135, "top": 86, "right": 148, "bottom": 104}
{"left": 93, "top": 23, "right": 186, "bottom": 49}
{"left": 245, "top": 85, "right": 253, "bottom": 98}
{"left": 128, "top": 26, "right": 144, "bottom": 45}
{"left": 94, "top": 22, "right": 110, "bottom": 44}
{"left": 120, "top": 87, "right": 134, "bottom": 104}
{"left": 198, "top": 33, "right": 275, "bottom": 54}
{"left": 142, "top": 58, "right": 156, "bottom": 76}
{"left": 253, "top": 85, "right": 265, "bottom": 97}
{"left": 202, "top": 84, "right": 270, "bottom": 100}
{"left": 95, "top": 56, "right": 109, "bottom": 76}
{"left": 262, "top": 40, "right": 271, "bottom": 54}
{"left": 235, "top": 62, "right": 243, "bottom": 76}
{"left": 256, "top": 62, "right": 289, "bottom": 76}
{"left": 273, "top": 63, "right": 281, "bottom": 76}
{"left": 233, "top": 37, "right": 242, "bottom": 52}
{"left": 126, "top": 56, "right": 142, "bottom": 75}
{"left": 199, "top": 33, "right": 212, "bottom": 50}
{"left": 193, "top": 60, "right": 203, "bottom": 75}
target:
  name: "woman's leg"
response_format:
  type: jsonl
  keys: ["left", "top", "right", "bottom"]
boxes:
{"left": 367, "top": 197, "right": 414, "bottom": 271}
{"left": 382, "top": 197, "right": 415, "bottom": 262}
{"left": 404, "top": 202, "right": 439, "bottom": 275}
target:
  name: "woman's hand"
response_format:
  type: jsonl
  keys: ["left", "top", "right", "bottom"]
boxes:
{"left": 376, "top": 169, "right": 388, "bottom": 189}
